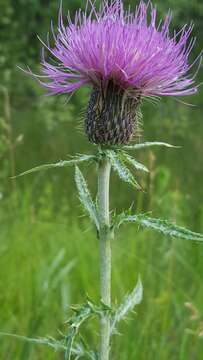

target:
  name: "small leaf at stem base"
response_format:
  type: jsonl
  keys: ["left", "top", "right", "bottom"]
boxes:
{"left": 111, "top": 277, "right": 143, "bottom": 334}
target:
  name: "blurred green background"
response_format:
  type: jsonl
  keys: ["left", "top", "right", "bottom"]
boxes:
{"left": 0, "top": 0, "right": 203, "bottom": 359}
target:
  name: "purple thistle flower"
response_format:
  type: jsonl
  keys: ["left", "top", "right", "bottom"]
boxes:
{"left": 34, "top": 0, "right": 201, "bottom": 145}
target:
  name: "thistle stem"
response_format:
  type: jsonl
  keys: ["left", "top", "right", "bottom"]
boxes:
{"left": 98, "top": 155, "right": 112, "bottom": 360}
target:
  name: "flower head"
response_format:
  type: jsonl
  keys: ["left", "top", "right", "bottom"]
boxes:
{"left": 35, "top": 0, "right": 200, "bottom": 145}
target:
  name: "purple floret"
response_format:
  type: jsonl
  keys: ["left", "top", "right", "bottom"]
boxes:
{"left": 38, "top": 0, "right": 200, "bottom": 98}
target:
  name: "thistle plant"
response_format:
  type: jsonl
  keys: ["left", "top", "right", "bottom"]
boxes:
{"left": 7, "top": 1, "right": 203, "bottom": 359}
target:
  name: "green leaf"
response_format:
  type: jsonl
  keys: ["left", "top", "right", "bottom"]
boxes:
{"left": 111, "top": 277, "right": 143, "bottom": 333}
{"left": 65, "top": 298, "right": 112, "bottom": 359}
{"left": 75, "top": 166, "right": 100, "bottom": 230}
{"left": 116, "top": 213, "right": 203, "bottom": 241}
{"left": 106, "top": 150, "right": 141, "bottom": 190}
{"left": 124, "top": 142, "right": 179, "bottom": 150}
{"left": 0, "top": 332, "right": 97, "bottom": 359}
{"left": 0, "top": 333, "right": 66, "bottom": 351}
{"left": 14, "top": 154, "right": 96, "bottom": 178}
{"left": 121, "top": 151, "right": 149, "bottom": 173}
{"left": 65, "top": 303, "right": 94, "bottom": 360}
{"left": 0, "top": 301, "right": 103, "bottom": 360}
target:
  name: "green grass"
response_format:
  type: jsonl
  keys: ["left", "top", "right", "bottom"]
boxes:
{"left": 1, "top": 196, "right": 203, "bottom": 360}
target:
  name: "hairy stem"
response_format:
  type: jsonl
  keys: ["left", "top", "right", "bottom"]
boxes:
{"left": 98, "top": 155, "right": 112, "bottom": 360}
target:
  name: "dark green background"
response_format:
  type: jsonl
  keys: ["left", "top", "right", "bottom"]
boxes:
{"left": 0, "top": 1, "right": 203, "bottom": 359}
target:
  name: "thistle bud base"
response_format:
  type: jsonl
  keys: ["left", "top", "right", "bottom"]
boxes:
{"left": 85, "top": 82, "right": 141, "bottom": 146}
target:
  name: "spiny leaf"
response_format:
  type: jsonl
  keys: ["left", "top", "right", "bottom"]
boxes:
{"left": 14, "top": 154, "right": 96, "bottom": 178}
{"left": 65, "top": 303, "right": 94, "bottom": 360}
{"left": 116, "top": 213, "right": 203, "bottom": 241}
{"left": 124, "top": 142, "right": 179, "bottom": 150}
{"left": 75, "top": 166, "right": 100, "bottom": 230}
{"left": 0, "top": 332, "right": 96, "bottom": 359}
{"left": 106, "top": 150, "right": 141, "bottom": 190}
{"left": 111, "top": 277, "right": 143, "bottom": 333}
{"left": 65, "top": 298, "right": 112, "bottom": 359}
{"left": 0, "top": 333, "right": 66, "bottom": 351}
{"left": 121, "top": 151, "right": 149, "bottom": 173}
